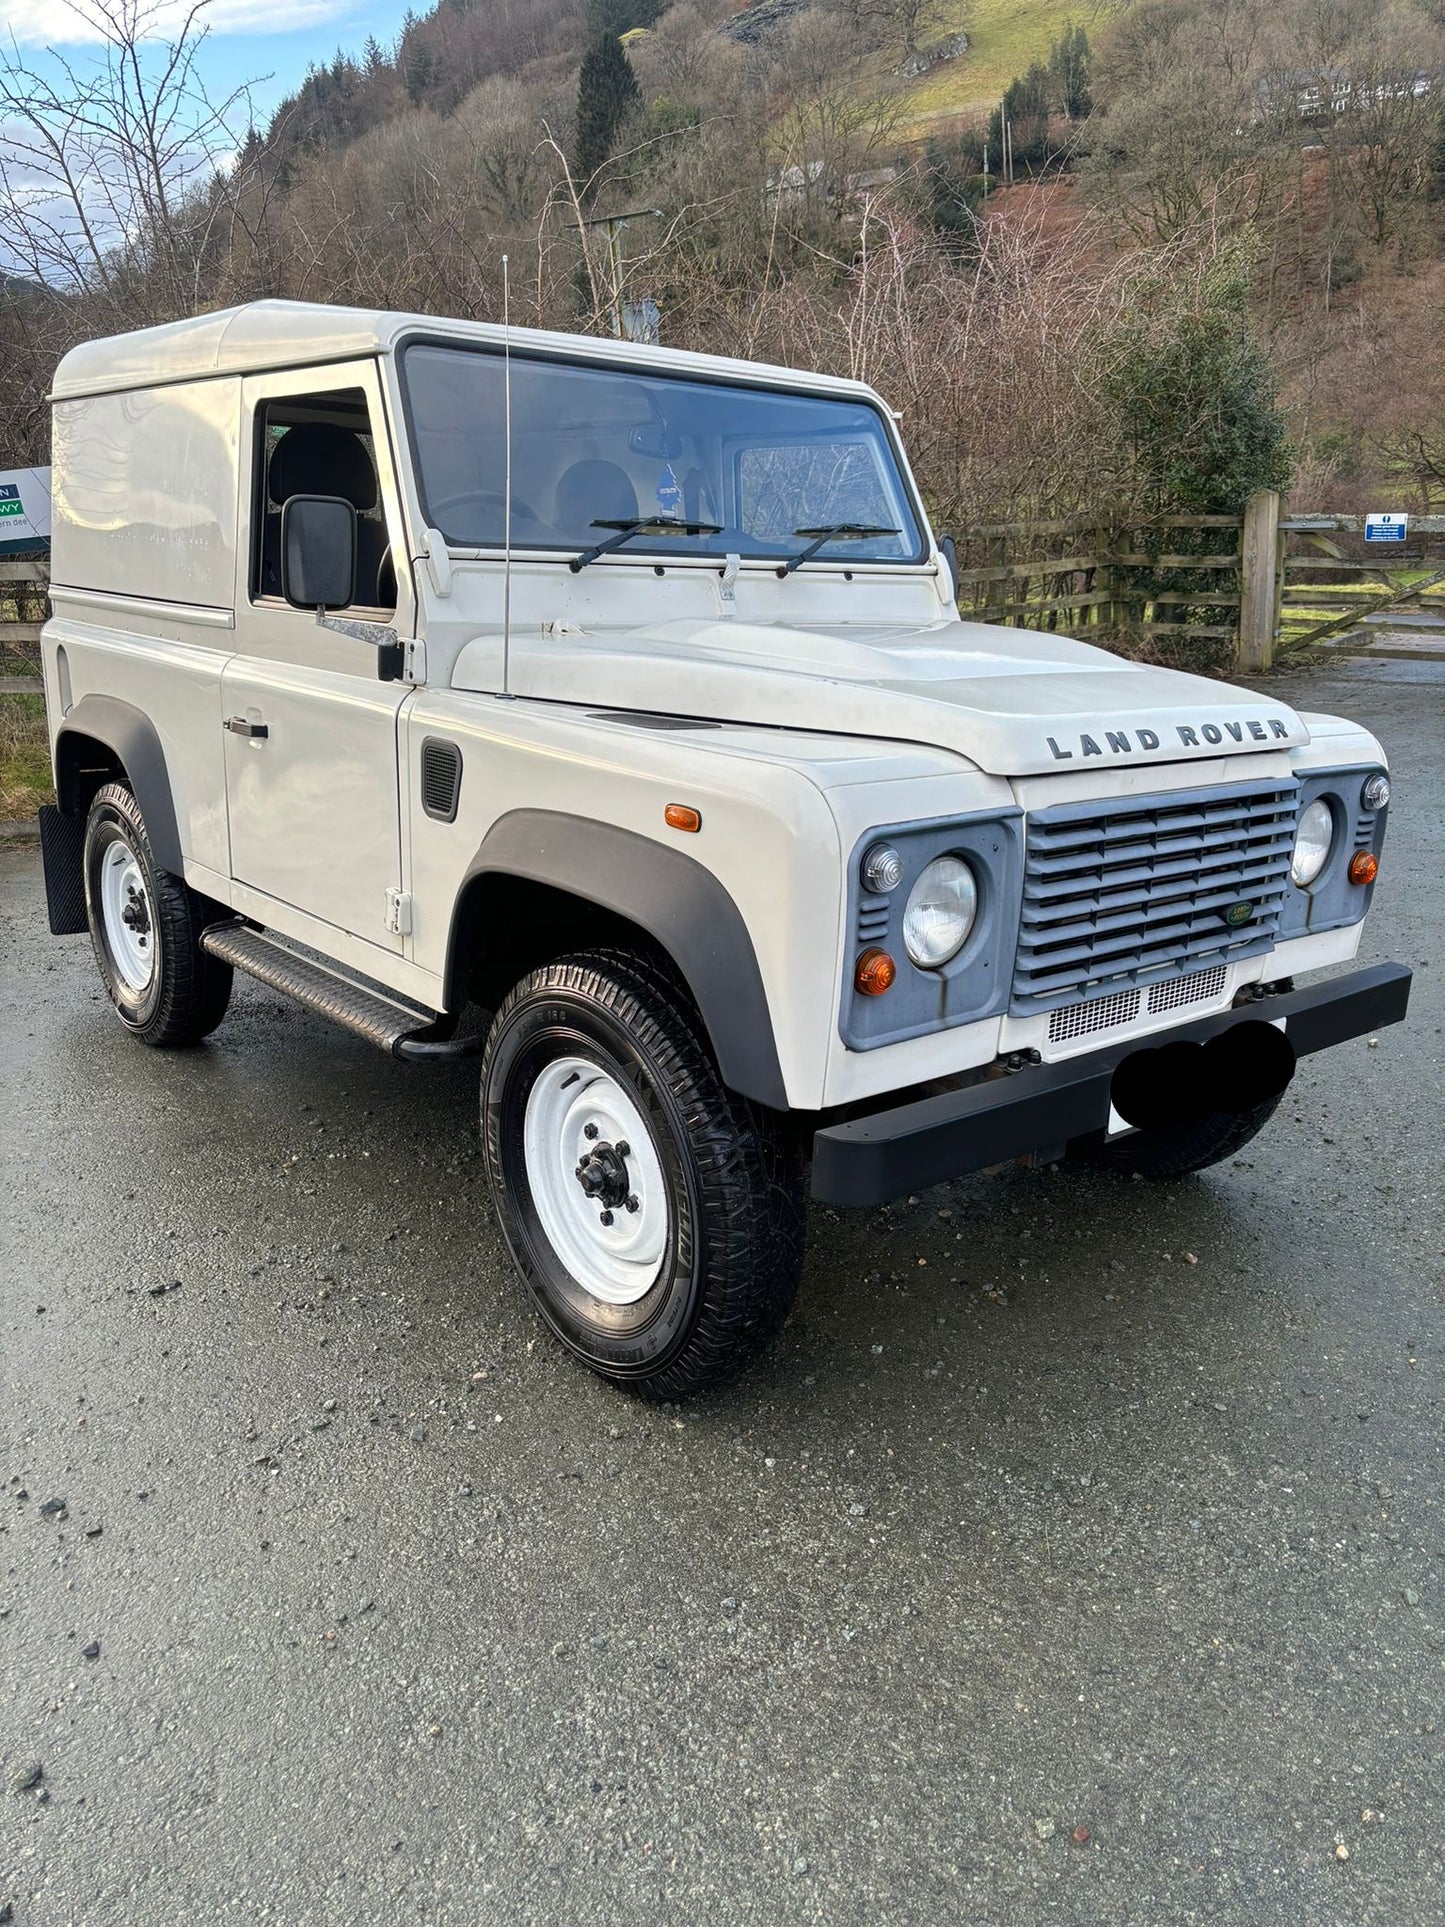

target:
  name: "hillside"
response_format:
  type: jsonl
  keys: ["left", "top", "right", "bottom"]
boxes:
{"left": 1, "top": 0, "right": 1441, "bottom": 525}
{"left": 897, "top": 0, "right": 1083, "bottom": 127}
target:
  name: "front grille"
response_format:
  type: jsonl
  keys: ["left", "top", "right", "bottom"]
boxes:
{"left": 1147, "top": 963, "right": 1229, "bottom": 1015}
{"left": 1049, "top": 987, "right": 1140, "bottom": 1044}
{"left": 1013, "top": 779, "right": 1298, "bottom": 1012}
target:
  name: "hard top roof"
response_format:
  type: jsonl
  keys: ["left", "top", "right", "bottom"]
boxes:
{"left": 51, "top": 300, "right": 882, "bottom": 405}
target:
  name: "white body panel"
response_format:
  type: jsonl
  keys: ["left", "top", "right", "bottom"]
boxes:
{"left": 42, "top": 301, "right": 1391, "bottom": 1116}
{"left": 51, "top": 379, "right": 239, "bottom": 608}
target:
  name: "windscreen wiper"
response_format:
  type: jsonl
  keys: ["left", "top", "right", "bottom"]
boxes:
{"left": 568, "top": 516, "right": 724, "bottom": 573}
{"left": 777, "top": 523, "right": 901, "bottom": 577}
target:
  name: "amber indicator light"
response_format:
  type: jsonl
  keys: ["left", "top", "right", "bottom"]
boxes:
{"left": 1348, "top": 850, "right": 1378, "bottom": 886}
{"left": 854, "top": 948, "right": 897, "bottom": 997}
{"left": 664, "top": 804, "right": 702, "bottom": 833}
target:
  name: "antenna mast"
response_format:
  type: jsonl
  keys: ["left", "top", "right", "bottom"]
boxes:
{"left": 501, "top": 253, "right": 514, "bottom": 697}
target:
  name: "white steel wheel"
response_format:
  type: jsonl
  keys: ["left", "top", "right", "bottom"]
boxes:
{"left": 99, "top": 837, "right": 156, "bottom": 992}
{"left": 521, "top": 1054, "right": 669, "bottom": 1306}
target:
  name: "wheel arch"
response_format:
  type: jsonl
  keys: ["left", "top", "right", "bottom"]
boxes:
{"left": 446, "top": 811, "right": 788, "bottom": 1111}
{"left": 54, "top": 695, "right": 183, "bottom": 874}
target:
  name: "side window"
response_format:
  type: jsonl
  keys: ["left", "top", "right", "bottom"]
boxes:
{"left": 251, "top": 388, "right": 397, "bottom": 613}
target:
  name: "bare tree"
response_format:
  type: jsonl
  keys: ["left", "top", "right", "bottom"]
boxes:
{"left": 0, "top": 0, "right": 265, "bottom": 320}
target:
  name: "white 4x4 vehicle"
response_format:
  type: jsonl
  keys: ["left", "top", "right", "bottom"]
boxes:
{"left": 38, "top": 302, "right": 1410, "bottom": 1397}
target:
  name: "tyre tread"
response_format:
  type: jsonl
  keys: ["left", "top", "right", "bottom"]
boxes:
{"left": 85, "top": 782, "right": 232, "bottom": 1048}
{"left": 485, "top": 947, "right": 804, "bottom": 1399}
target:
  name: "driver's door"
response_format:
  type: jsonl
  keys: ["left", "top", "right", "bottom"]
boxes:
{"left": 223, "top": 361, "right": 416, "bottom": 953}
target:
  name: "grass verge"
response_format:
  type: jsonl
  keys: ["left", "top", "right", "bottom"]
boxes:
{"left": 1, "top": 691, "right": 53, "bottom": 820}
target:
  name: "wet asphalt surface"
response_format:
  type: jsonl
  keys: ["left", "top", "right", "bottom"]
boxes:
{"left": 1, "top": 657, "right": 1442, "bottom": 1926}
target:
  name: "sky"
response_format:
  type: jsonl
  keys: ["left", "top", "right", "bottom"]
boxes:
{"left": 0, "top": 0, "right": 416, "bottom": 125}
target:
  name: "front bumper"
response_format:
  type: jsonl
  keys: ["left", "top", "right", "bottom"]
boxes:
{"left": 811, "top": 962, "right": 1412, "bottom": 1206}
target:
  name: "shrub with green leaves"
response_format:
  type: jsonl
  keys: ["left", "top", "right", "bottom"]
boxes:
{"left": 1102, "top": 242, "right": 1291, "bottom": 516}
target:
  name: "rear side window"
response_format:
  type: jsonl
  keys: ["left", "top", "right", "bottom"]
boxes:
{"left": 250, "top": 388, "right": 395, "bottom": 613}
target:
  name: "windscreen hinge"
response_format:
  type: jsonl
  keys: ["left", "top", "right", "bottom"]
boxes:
{"left": 418, "top": 528, "right": 453, "bottom": 599}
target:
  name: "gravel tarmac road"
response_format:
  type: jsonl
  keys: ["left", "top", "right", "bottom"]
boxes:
{"left": 2, "top": 658, "right": 1442, "bottom": 1926}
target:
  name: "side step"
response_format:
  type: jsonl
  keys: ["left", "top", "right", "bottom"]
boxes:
{"left": 200, "top": 923, "right": 480, "bottom": 1060}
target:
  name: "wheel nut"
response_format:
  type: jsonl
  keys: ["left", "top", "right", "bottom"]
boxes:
{"left": 625, "top": 1195, "right": 639, "bottom": 1213}
{"left": 599, "top": 1210, "right": 614, "bottom": 1227}
{"left": 615, "top": 1141, "right": 630, "bottom": 1158}
{"left": 583, "top": 1123, "right": 599, "bottom": 1140}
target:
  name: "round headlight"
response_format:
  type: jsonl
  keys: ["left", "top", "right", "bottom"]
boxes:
{"left": 903, "top": 856, "right": 977, "bottom": 968}
{"left": 1362, "top": 773, "right": 1390, "bottom": 811}
{"left": 1291, "top": 798, "right": 1334, "bottom": 887}
{"left": 862, "top": 843, "right": 904, "bottom": 893}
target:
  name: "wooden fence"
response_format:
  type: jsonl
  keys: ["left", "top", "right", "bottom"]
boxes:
{"left": 949, "top": 511, "right": 1245, "bottom": 659}
{"left": 948, "top": 495, "right": 1445, "bottom": 671}
{"left": 0, "top": 554, "right": 47, "bottom": 687}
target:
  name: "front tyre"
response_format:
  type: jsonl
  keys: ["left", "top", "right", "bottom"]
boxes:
{"left": 83, "top": 782, "right": 232, "bottom": 1047}
{"left": 481, "top": 951, "right": 804, "bottom": 1400}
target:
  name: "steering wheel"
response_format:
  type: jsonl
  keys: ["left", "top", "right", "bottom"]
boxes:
{"left": 426, "top": 490, "right": 528, "bottom": 540}
{"left": 375, "top": 541, "right": 397, "bottom": 609}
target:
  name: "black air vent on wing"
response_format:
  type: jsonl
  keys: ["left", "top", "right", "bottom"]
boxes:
{"left": 420, "top": 738, "right": 462, "bottom": 823}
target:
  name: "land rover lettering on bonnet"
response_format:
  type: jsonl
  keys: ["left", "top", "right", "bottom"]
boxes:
{"left": 1045, "top": 717, "right": 1297, "bottom": 760}
{"left": 36, "top": 300, "right": 1411, "bottom": 1397}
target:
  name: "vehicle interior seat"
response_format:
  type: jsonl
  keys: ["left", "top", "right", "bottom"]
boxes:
{"left": 261, "top": 422, "right": 396, "bottom": 609}
{"left": 553, "top": 459, "right": 639, "bottom": 539}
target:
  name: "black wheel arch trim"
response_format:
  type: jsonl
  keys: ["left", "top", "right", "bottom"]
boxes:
{"left": 450, "top": 809, "right": 788, "bottom": 1110}
{"left": 55, "top": 695, "right": 183, "bottom": 875}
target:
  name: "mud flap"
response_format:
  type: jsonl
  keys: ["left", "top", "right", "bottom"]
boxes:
{"left": 38, "top": 804, "right": 88, "bottom": 935}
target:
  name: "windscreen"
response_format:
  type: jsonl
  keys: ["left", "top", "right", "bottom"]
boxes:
{"left": 401, "top": 343, "right": 925, "bottom": 564}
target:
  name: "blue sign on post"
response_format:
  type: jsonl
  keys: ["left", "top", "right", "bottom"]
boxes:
{"left": 1365, "top": 513, "right": 1408, "bottom": 543}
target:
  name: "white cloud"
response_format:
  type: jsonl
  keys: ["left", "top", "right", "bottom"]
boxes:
{"left": 0, "top": 0, "right": 354, "bottom": 46}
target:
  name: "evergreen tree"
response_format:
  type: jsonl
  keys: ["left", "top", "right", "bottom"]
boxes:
{"left": 574, "top": 32, "right": 640, "bottom": 188}
{"left": 402, "top": 28, "right": 437, "bottom": 105}
{"left": 989, "top": 62, "right": 1052, "bottom": 175}
{"left": 1049, "top": 24, "right": 1092, "bottom": 122}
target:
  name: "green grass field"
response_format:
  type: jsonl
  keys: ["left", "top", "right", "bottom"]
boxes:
{"left": 899, "top": 0, "right": 1083, "bottom": 127}
{"left": 0, "top": 691, "right": 51, "bottom": 819}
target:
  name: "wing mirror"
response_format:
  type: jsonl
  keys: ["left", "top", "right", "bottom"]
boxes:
{"left": 939, "top": 532, "right": 960, "bottom": 606}
{"left": 280, "top": 495, "right": 356, "bottom": 611}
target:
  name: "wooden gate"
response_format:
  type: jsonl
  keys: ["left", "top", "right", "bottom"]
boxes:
{"left": 1274, "top": 514, "right": 1445, "bottom": 656}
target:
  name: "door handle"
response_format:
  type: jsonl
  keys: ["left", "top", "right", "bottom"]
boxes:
{"left": 224, "top": 716, "right": 268, "bottom": 739}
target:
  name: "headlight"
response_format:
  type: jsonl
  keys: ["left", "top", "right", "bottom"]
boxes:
{"left": 903, "top": 856, "right": 977, "bottom": 968}
{"left": 1291, "top": 798, "right": 1334, "bottom": 887}
{"left": 1362, "top": 773, "right": 1390, "bottom": 811}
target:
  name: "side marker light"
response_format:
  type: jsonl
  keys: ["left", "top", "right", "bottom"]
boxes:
{"left": 855, "top": 948, "right": 897, "bottom": 997}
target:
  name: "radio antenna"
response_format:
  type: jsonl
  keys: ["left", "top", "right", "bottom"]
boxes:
{"left": 501, "top": 252, "right": 514, "bottom": 698}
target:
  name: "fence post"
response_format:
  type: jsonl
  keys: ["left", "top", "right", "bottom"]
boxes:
{"left": 1239, "top": 489, "right": 1280, "bottom": 671}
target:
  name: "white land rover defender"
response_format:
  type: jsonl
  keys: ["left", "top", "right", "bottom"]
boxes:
{"left": 37, "top": 302, "right": 1410, "bottom": 1396}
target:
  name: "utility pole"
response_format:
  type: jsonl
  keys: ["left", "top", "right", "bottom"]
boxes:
{"left": 566, "top": 206, "right": 663, "bottom": 339}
